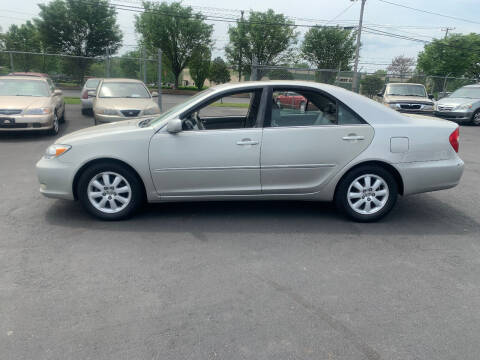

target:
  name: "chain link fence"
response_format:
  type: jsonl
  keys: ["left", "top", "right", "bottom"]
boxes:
{"left": 250, "top": 63, "right": 478, "bottom": 100}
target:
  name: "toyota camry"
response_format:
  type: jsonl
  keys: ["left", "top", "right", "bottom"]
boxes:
{"left": 36, "top": 81, "right": 464, "bottom": 222}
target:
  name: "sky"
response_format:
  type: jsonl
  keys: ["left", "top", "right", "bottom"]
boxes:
{"left": 1, "top": 0, "right": 479, "bottom": 72}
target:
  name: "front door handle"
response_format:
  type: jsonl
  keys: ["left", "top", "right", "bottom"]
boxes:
{"left": 342, "top": 135, "right": 365, "bottom": 141}
{"left": 236, "top": 139, "right": 259, "bottom": 146}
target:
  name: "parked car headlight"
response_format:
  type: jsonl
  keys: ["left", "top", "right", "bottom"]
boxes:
{"left": 423, "top": 104, "right": 434, "bottom": 111}
{"left": 24, "top": 108, "right": 52, "bottom": 115}
{"left": 44, "top": 144, "right": 71, "bottom": 159}
{"left": 454, "top": 103, "right": 473, "bottom": 111}
{"left": 97, "top": 108, "right": 118, "bottom": 115}
{"left": 143, "top": 106, "right": 160, "bottom": 115}
{"left": 387, "top": 103, "right": 398, "bottom": 109}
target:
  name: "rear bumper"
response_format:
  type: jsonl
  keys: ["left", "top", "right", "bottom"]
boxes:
{"left": 396, "top": 157, "right": 464, "bottom": 196}
{"left": 434, "top": 111, "right": 472, "bottom": 123}
{"left": 81, "top": 98, "right": 93, "bottom": 109}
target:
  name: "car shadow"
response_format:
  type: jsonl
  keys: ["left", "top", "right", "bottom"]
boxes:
{"left": 44, "top": 193, "right": 480, "bottom": 237}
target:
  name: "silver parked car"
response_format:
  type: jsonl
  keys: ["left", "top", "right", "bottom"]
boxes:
{"left": 93, "top": 78, "right": 160, "bottom": 125}
{"left": 80, "top": 78, "right": 102, "bottom": 115}
{"left": 36, "top": 81, "right": 464, "bottom": 222}
{"left": 435, "top": 84, "right": 480, "bottom": 125}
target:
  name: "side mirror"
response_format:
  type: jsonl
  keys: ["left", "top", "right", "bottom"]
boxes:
{"left": 428, "top": 94, "right": 434, "bottom": 100}
{"left": 151, "top": 91, "right": 158, "bottom": 97}
{"left": 87, "top": 90, "right": 96, "bottom": 98}
{"left": 376, "top": 92, "right": 383, "bottom": 97}
{"left": 167, "top": 118, "right": 182, "bottom": 133}
{"left": 54, "top": 89, "right": 63, "bottom": 96}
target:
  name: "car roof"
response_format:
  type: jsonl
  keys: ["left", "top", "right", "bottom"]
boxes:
{"left": 101, "top": 78, "right": 144, "bottom": 83}
{"left": 0, "top": 75, "right": 47, "bottom": 81}
{"left": 387, "top": 83, "right": 424, "bottom": 86}
{"left": 8, "top": 72, "right": 49, "bottom": 78}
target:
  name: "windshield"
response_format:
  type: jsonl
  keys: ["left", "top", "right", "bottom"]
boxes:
{"left": 99, "top": 82, "right": 150, "bottom": 98}
{"left": 85, "top": 79, "right": 101, "bottom": 88}
{"left": 145, "top": 89, "right": 214, "bottom": 127}
{"left": 0, "top": 79, "right": 50, "bottom": 97}
{"left": 449, "top": 87, "right": 480, "bottom": 99}
{"left": 387, "top": 84, "right": 427, "bottom": 97}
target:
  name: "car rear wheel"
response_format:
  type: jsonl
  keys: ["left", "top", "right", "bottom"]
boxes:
{"left": 472, "top": 110, "right": 480, "bottom": 126}
{"left": 77, "top": 162, "right": 144, "bottom": 220}
{"left": 335, "top": 165, "right": 398, "bottom": 222}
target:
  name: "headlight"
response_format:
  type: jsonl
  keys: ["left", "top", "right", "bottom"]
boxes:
{"left": 143, "top": 106, "right": 160, "bottom": 115}
{"left": 454, "top": 103, "right": 473, "bottom": 111}
{"left": 97, "top": 109, "right": 118, "bottom": 115}
{"left": 24, "top": 108, "right": 52, "bottom": 115}
{"left": 423, "top": 105, "right": 434, "bottom": 111}
{"left": 44, "top": 144, "right": 71, "bottom": 159}
{"left": 387, "top": 103, "right": 398, "bottom": 109}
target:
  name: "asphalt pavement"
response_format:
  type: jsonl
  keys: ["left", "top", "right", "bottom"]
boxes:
{"left": 1, "top": 103, "right": 480, "bottom": 360}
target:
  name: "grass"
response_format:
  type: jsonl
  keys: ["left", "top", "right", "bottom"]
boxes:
{"left": 64, "top": 97, "right": 81, "bottom": 105}
{"left": 210, "top": 102, "right": 249, "bottom": 108}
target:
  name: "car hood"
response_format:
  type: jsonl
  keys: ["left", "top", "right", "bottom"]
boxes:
{"left": 94, "top": 97, "right": 156, "bottom": 110}
{"left": 56, "top": 118, "right": 151, "bottom": 144}
{"left": 436, "top": 97, "right": 479, "bottom": 106}
{"left": 384, "top": 95, "right": 433, "bottom": 104}
{"left": 0, "top": 96, "right": 50, "bottom": 110}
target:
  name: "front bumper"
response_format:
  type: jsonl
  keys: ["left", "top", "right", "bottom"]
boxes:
{"left": 434, "top": 111, "right": 473, "bottom": 123}
{"left": 94, "top": 113, "right": 154, "bottom": 124}
{"left": 396, "top": 157, "right": 464, "bottom": 196}
{"left": 0, "top": 114, "right": 54, "bottom": 131}
{"left": 397, "top": 109, "right": 434, "bottom": 115}
{"left": 36, "top": 157, "right": 75, "bottom": 200}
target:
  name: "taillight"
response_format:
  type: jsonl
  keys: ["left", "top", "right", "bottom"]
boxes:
{"left": 81, "top": 90, "right": 88, "bottom": 99}
{"left": 449, "top": 127, "right": 459, "bottom": 153}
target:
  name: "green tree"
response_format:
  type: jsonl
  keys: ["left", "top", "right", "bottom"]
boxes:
{"left": 3, "top": 21, "right": 42, "bottom": 72}
{"left": 209, "top": 57, "right": 231, "bottom": 84}
{"left": 360, "top": 73, "right": 385, "bottom": 98}
{"left": 301, "top": 26, "right": 356, "bottom": 83}
{"left": 225, "top": 9, "right": 298, "bottom": 79}
{"left": 417, "top": 33, "right": 480, "bottom": 79}
{"left": 35, "top": 0, "right": 122, "bottom": 82}
{"left": 189, "top": 47, "right": 211, "bottom": 90}
{"left": 135, "top": 1, "right": 213, "bottom": 88}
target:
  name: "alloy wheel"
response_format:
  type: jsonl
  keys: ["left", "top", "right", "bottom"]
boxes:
{"left": 473, "top": 111, "right": 480, "bottom": 126}
{"left": 87, "top": 171, "right": 132, "bottom": 214}
{"left": 347, "top": 174, "right": 389, "bottom": 215}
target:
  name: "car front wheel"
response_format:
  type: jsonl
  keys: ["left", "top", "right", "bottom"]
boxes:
{"left": 335, "top": 165, "right": 398, "bottom": 222}
{"left": 472, "top": 110, "right": 480, "bottom": 126}
{"left": 77, "top": 162, "right": 144, "bottom": 220}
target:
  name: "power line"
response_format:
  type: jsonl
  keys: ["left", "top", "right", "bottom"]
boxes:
{"left": 325, "top": 2, "right": 357, "bottom": 25}
{"left": 377, "top": 0, "right": 480, "bottom": 25}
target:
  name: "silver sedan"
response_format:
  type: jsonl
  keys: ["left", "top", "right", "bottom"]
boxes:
{"left": 36, "top": 81, "right": 464, "bottom": 222}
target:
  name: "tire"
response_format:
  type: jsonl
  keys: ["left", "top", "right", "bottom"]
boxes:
{"left": 59, "top": 108, "right": 66, "bottom": 123}
{"left": 471, "top": 110, "right": 480, "bottom": 126}
{"left": 77, "top": 162, "right": 144, "bottom": 220}
{"left": 47, "top": 111, "right": 59, "bottom": 136}
{"left": 81, "top": 108, "right": 88, "bottom": 116}
{"left": 335, "top": 165, "right": 398, "bottom": 222}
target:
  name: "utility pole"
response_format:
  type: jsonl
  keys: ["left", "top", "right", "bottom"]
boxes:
{"left": 157, "top": 48, "right": 162, "bottom": 112}
{"left": 441, "top": 27, "right": 455, "bottom": 39}
{"left": 238, "top": 10, "right": 244, "bottom": 82}
{"left": 143, "top": 47, "right": 147, "bottom": 83}
{"left": 9, "top": 52, "right": 14, "bottom": 72}
{"left": 352, "top": 0, "right": 366, "bottom": 93}
{"left": 106, "top": 47, "right": 110, "bottom": 78}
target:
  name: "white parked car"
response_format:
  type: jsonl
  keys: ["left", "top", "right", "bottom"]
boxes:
{"left": 37, "top": 81, "right": 464, "bottom": 222}
{"left": 93, "top": 78, "right": 160, "bottom": 125}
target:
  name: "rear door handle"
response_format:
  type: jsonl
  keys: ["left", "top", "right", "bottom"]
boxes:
{"left": 342, "top": 135, "right": 365, "bottom": 141}
{"left": 236, "top": 139, "right": 259, "bottom": 146}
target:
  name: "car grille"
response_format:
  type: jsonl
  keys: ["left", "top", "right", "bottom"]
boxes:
{"left": 121, "top": 110, "right": 141, "bottom": 117}
{"left": 437, "top": 105, "right": 454, "bottom": 112}
{"left": 399, "top": 104, "right": 422, "bottom": 110}
{"left": 0, "top": 122, "right": 28, "bottom": 128}
{"left": 0, "top": 109, "right": 22, "bottom": 115}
